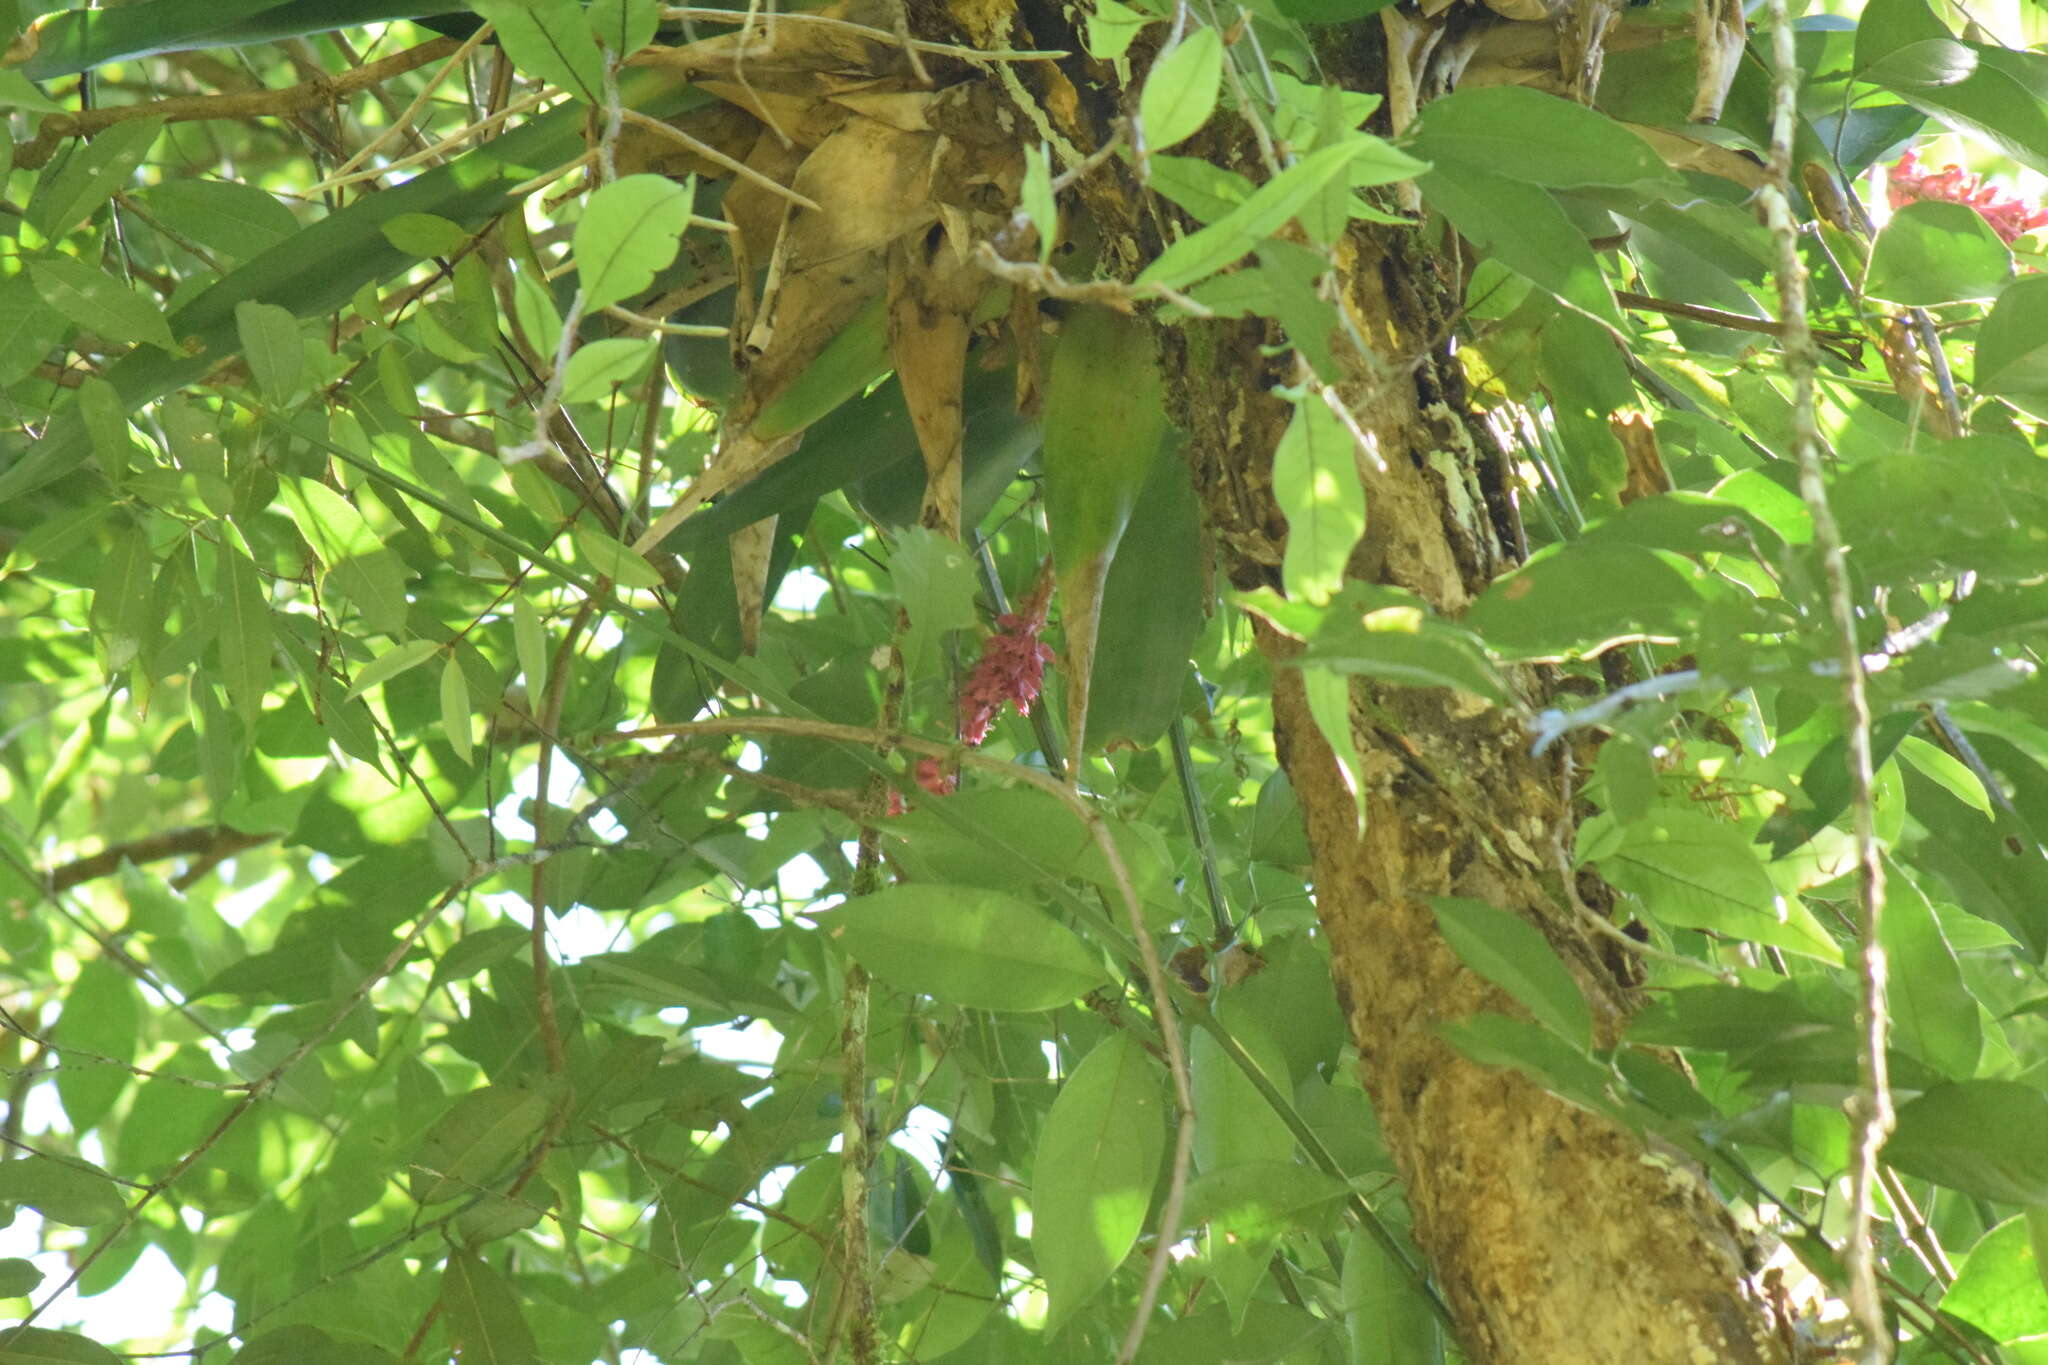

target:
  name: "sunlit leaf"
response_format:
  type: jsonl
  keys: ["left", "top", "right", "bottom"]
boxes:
{"left": 1033, "top": 1032, "right": 1166, "bottom": 1333}
{"left": 820, "top": 884, "right": 1110, "bottom": 1011}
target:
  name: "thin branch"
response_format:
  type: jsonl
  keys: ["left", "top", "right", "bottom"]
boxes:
{"left": 1760, "top": 3, "right": 1893, "bottom": 1359}
{"left": 651, "top": 7, "right": 1067, "bottom": 63}
{"left": 41, "top": 825, "right": 273, "bottom": 892}
{"left": 11, "top": 39, "right": 462, "bottom": 169}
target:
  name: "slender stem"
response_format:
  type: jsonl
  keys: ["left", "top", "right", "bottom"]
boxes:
{"left": 1169, "top": 716, "right": 1232, "bottom": 942}
{"left": 1760, "top": 1, "right": 1893, "bottom": 1357}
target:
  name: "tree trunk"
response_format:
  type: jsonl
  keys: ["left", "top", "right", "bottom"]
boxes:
{"left": 1152, "top": 153, "right": 1792, "bottom": 1365}
{"left": 912, "top": 0, "right": 1795, "bottom": 1351}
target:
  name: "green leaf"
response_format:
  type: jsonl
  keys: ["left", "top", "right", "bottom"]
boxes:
{"left": 1140, "top": 27, "right": 1223, "bottom": 152}
{"left": 1341, "top": 1225, "right": 1441, "bottom": 1365}
{"left": 0, "top": 275, "right": 69, "bottom": 385}
{"left": 346, "top": 639, "right": 442, "bottom": 699}
{"left": 589, "top": 0, "right": 660, "bottom": 55}
{"left": 891, "top": 525, "right": 979, "bottom": 683}
{"left": 28, "top": 118, "right": 163, "bottom": 240}
{"left": 130, "top": 179, "right": 298, "bottom": 262}
{"left": 52, "top": 957, "right": 142, "bottom": 1133}
{"left": 1087, "top": 449, "right": 1207, "bottom": 748}
{"left": 1415, "top": 158, "right": 1621, "bottom": 327}
{"left": 1940, "top": 1216, "right": 2048, "bottom": 1343}
{"left": 820, "top": 884, "right": 1111, "bottom": 1011}
{"left": 1033, "top": 1031, "right": 1166, "bottom": 1333}
{"left": 573, "top": 174, "right": 695, "bottom": 312}
{"left": 1882, "top": 863, "right": 1982, "bottom": 1079}
{"left": 1296, "top": 590, "right": 1507, "bottom": 702}
{"left": 471, "top": 0, "right": 606, "bottom": 103}
{"left": 1191, "top": 1004, "right": 1294, "bottom": 1172}
{"left": 571, "top": 522, "right": 664, "bottom": 589}
{"left": 1436, "top": 1012, "right": 1618, "bottom": 1116}
{"left": 90, "top": 521, "right": 157, "bottom": 672}
{"left": 30, "top": 257, "right": 178, "bottom": 353}
{"left": 280, "top": 476, "right": 381, "bottom": 564}
{"left": 1865, "top": 200, "right": 2012, "bottom": 304}
{"left": 1145, "top": 154, "right": 1256, "bottom": 224}
{"left": 1271, "top": 395, "right": 1364, "bottom": 605}
{"left": 1592, "top": 809, "right": 1842, "bottom": 963}
{"left": 1179, "top": 1161, "right": 1348, "bottom": 1242}
{"left": 1410, "top": 88, "right": 1674, "bottom": 189}
{"left": 0, "top": 1155, "right": 126, "bottom": 1225}
{"left": 441, "top": 653, "right": 475, "bottom": 765}
{"left": 379, "top": 211, "right": 470, "bottom": 258}
{"left": 1887, "top": 1082, "right": 2048, "bottom": 1204}
{"left": 1464, "top": 543, "right": 1716, "bottom": 657}
{"left": 0, "top": 1259, "right": 43, "bottom": 1297}
{"left": 1085, "top": 0, "right": 1150, "bottom": 59}
{"left": 1139, "top": 137, "right": 1393, "bottom": 289}
{"left": 215, "top": 537, "right": 274, "bottom": 725}
{"left": 1975, "top": 274, "right": 2048, "bottom": 418}
{"left": 1431, "top": 897, "right": 1591, "bottom": 1046}
{"left": 411, "top": 1083, "right": 557, "bottom": 1205}
{"left": 0, "top": 1327, "right": 123, "bottom": 1364}
{"left": 234, "top": 300, "right": 303, "bottom": 402}
{"left": 558, "top": 336, "right": 658, "bottom": 403}
{"left": 512, "top": 595, "right": 549, "bottom": 697}
{"left": 1020, "top": 141, "right": 1058, "bottom": 263}
{"left": 438, "top": 1251, "right": 539, "bottom": 1365}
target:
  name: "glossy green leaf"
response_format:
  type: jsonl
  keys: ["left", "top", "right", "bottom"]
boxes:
{"left": 1140, "top": 27, "right": 1223, "bottom": 152}
{"left": 1431, "top": 897, "right": 1591, "bottom": 1046}
{"left": 1085, "top": 0, "right": 1150, "bottom": 59}
{"left": 573, "top": 174, "right": 695, "bottom": 312}
{"left": 820, "top": 884, "right": 1110, "bottom": 1011}
{"left": 1191, "top": 1004, "right": 1294, "bottom": 1173}
{"left": 1033, "top": 1031, "right": 1166, "bottom": 1333}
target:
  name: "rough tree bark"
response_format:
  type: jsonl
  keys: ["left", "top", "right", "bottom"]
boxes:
{"left": 963, "top": 10, "right": 1796, "bottom": 1363}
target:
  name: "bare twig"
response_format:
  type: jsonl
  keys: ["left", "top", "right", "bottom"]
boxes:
{"left": 1760, "top": 3, "right": 1893, "bottom": 1359}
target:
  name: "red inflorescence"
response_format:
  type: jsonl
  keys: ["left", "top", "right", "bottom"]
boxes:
{"left": 894, "top": 569, "right": 1055, "bottom": 812}
{"left": 1888, "top": 148, "right": 2048, "bottom": 245}
{"left": 957, "top": 574, "right": 1056, "bottom": 748}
